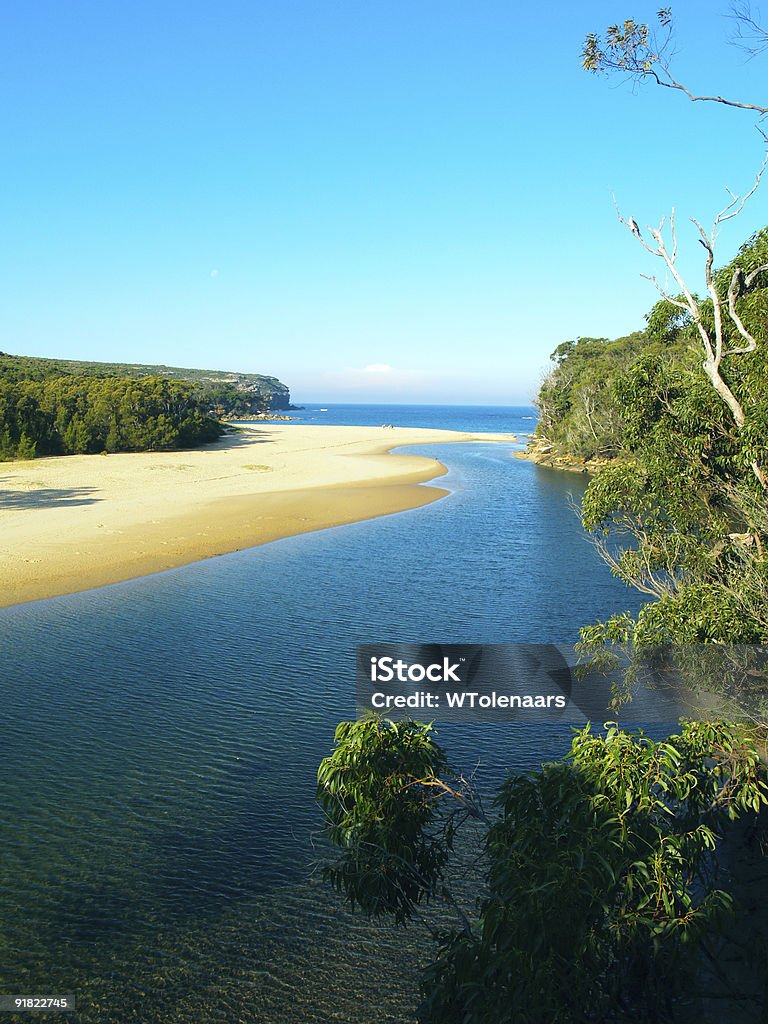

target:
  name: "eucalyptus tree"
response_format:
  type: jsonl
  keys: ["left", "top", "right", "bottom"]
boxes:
{"left": 582, "top": 6, "right": 768, "bottom": 117}
{"left": 318, "top": 716, "right": 768, "bottom": 1023}
{"left": 574, "top": 7, "right": 768, "bottom": 649}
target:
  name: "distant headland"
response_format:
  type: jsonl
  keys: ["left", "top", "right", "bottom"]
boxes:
{"left": 0, "top": 351, "right": 293, "bottom": 460}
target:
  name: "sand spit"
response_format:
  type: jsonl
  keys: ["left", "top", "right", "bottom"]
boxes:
{"left": 0, "top": 423, "right": 516, "bottom": 607}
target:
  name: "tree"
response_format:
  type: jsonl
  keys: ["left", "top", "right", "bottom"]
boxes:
{"left": 582, "top": 7, "right": 768, "bottom": 117}
{"left": 318, "top": 717, "right": 768, "bottom": 1023}
{"left": 614, "top": 170, "right": 768, "bottom": 490}
{"left": 577, "top": 223, "right": 768, "bottom": 649}
{"left": 15, "top": 431, "right": 36, "bottom": 460}
{"left": 583, "top": 5, "right": 768, "bottom": 479}
{"left": 574, "top": 7, "right": 768, "bottom": 650}
{"left": 534, "top": 332, "right": 673, "bottom": 461}
{"left": 316, "top": 718, "right": 455, "bottom": 925}
{"left": 0, "top": 373, "right": 224, "bottom": 459}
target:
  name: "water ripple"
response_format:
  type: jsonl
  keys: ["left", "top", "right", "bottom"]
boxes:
{"left": 0, "top": 417, "right": 644, "bottom": 1022}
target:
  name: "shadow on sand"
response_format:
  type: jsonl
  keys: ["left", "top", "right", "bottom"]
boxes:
{"left": 203, "top": 428, "right": 275, "bottom": 450}
{"left": 0, "top": 484, "right": 102, "bottom": 510}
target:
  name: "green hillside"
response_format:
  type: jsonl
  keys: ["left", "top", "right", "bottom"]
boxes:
{"left": 0, "top": 352, "right": 292, "bottom": 413}
{"left": 0, "top": 352, "right": 293, "bottom": 460}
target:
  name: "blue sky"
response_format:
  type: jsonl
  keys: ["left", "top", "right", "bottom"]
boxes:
{"left": 1, "top": 1, "right": 767, "bottom": 403}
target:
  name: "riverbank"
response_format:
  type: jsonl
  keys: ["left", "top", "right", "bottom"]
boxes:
{"left": 514, "top": 435, "right": 614, "bottom": 474}
{"left": 0, "top": 423, "right": 516, "bottom": 607}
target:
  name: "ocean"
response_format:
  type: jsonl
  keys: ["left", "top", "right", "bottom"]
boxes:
{"left": 0, "top": 404, "right": 644, "bottom": 1023}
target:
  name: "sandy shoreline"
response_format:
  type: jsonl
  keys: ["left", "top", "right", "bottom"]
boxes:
{"left": 0, "top": 423, "right": 516, "bottom": 608}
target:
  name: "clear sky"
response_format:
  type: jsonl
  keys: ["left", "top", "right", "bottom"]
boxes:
{"left": 1, "top": 1, "right": 767, "bottom": 404}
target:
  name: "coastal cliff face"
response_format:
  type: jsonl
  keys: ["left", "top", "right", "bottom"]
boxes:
{"left": 201, "top": 374, "right": 292, "bottom": 414}
{"left": 265, "top": 387, "right": 292, "bottom": 410}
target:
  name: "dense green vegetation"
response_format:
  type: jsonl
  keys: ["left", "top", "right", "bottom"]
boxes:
{"left": 534, "top": 327, "right": 695, "bottom": 461}
{"left": 319, "top": 717, "right": 768, "bottom": 1022}
{"left": 576, "top": 226, "right": 768, "bottom": 650}
{"left": 535, "top": 227, "right": 768, "bottom": 478}
{"left": 0, "top": 352, "right": 292, "bottom": 459}
{"left": 0, "top": 351, "right": 291, "bottom": 412}
{"left": 528, "top": 224, "right": 768, "bottom": 649}
{"left": 0, "top": 375, "right": 223, "bottom": 458}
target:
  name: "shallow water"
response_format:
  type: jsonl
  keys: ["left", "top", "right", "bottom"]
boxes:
{"left": 0, "top": 407, "right": 644, "bottom": 1022}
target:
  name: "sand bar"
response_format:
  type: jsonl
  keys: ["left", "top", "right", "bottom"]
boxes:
{"left": 0, "top": 423, "right": 517, "bottom": 607}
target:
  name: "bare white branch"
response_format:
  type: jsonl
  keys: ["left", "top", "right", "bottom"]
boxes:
{"left": 640, "top": 273, "right": 689, "bottom": 309}
{"left": 715, "top": 152, "right": 768, "bottom": 226}
{"left": 617, "top": 158, "right": 768, "bottom": 487}
{"left": 670, "top": 208, "right": 678, "bottom": 263}
{"left": 726, "top": 263, "right": 768, "bottom": 355}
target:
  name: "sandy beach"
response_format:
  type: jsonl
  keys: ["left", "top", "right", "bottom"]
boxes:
{"left": 0, "top": 423, "right": 516, "bottom": 607}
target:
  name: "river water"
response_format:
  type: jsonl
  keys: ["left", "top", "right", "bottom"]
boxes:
{"left": 0, "top": 405, "right": 644, "bottom": 1022}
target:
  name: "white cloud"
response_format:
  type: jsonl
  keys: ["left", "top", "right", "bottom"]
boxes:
{"left": 310, "top": 364, "right": 425, "bottom": 397}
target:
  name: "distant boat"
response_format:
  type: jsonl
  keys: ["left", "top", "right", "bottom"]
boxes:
{"left": 319, "top": 408, "right": 328, "bottom": 411}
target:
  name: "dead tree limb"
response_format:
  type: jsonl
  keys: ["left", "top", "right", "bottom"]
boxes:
{"left": 615, "top": 163, "right": 768, "bottom": 490}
